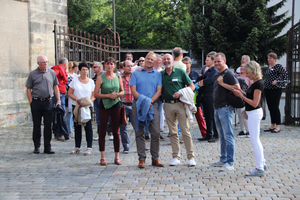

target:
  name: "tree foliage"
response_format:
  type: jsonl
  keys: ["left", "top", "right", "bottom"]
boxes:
{"left": 187, "top": 0, "right": 291, "bottom": 68}
{"left": 67, "top": 0, "right": 191, "bottom": 49}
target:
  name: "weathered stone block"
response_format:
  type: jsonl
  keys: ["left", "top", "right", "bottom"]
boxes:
{"left": 30, "top": 21, "right": 41, "bottom": 33}
{"left": 29, "top": 10, "right": 46, "bottom": 22}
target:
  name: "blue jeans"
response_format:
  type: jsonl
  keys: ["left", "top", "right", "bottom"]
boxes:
{"left": 94, "top": 98, "right": 100, "bottom": 135}
{"left": 66, "top": 111, "right": 73, "bottom": 133}
{"left": 177, "top": 123, "right": 181, "bottom": 135}
{"left": 120, "top": 104, "right": 134, "bottom": 150}
{"left": 214, "top": 106, "right": 235, "bottom": 166}
{"left": 52, "top": 93, "right": 66, "bottom": 137}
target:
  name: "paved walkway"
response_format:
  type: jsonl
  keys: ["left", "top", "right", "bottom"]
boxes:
{"left": 0, "top": 120, "right": 299, "bottom": 200}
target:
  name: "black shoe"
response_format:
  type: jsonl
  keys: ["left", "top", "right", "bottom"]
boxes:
{"left": 33, "top": 148, "right": 40, "bottom": 154}
{"left": 208, "top": 138, "right": 219, "bottom": 142}
{"left": 160, "top": 135, "right": 165, "bottom": 140}
{"left": 198, "top": 136, "right": 211, "bottom": 141}
{"left": 44, "top": 149, "right": 55, "bottom": 154}
{"left": 245, "top": 132, "right": 250, "bottom": 138}
{"left": 145, "top": 136, "right": 150, "bottom": 141}
{"left": 238, "top": 131, "right": 250, "bottom": 137}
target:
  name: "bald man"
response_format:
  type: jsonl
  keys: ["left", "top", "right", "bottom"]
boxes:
{"left": 26, "top": 55, "right": 61, "bottom": 154}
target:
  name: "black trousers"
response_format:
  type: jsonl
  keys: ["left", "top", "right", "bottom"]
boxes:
{"left": 30, "top": 99, "right": 53, "bottom": 150}
{"left": 72, "top": 106, "right": 93, "bottom": 149}
{"left": 202, "top": 93, "right": 218, "bottom": 138}
{"left": 264, "top": 88, "right": 282, "bottom": 124}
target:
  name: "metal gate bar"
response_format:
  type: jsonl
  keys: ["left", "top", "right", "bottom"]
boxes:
{"left": 285, "top": 20, "right": 300, "bottom": 125}
{"left": 53, "top": 20, "right": 120, "bottom": 66}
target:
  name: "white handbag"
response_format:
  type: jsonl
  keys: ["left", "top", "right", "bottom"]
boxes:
{"left": 80, "top": 107, "right": 91, "bottom": 123}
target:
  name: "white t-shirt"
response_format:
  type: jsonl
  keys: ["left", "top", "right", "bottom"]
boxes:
{"left": 69, "top": 76, "right": 95, "bottom": 106}
{"left": 173, "top": 61, "right": 187, "bottom": 71}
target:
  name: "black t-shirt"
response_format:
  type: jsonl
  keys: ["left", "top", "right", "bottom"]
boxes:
{"left": 213, "top": 69, "right": 238, "bottom": 109}
{"left": 245, "top": 79, "right": 264, "bottom": 111}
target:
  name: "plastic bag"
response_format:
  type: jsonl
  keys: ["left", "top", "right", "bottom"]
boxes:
{"left": 80, "top": 107, "right": 91, "bottom": 123}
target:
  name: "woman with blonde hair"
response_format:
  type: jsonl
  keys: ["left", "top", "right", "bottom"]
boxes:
{"left": 66, "top": 62, "right": 78, "bottom": 137}
{"left": 233, "top": 61, "right": 267, "bottom": 176}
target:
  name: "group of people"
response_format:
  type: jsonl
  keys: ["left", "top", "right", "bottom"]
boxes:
{"left": 26, "top": 49, "right": 289, "bottom": 176}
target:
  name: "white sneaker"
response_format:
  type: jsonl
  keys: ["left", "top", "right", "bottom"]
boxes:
{"left": 212, "top": 160, "right": 226, "bottom": 167}
{"left": 188, "top": 158, "right": 196, "bottom": 167}
{"left": 109, "top": 135, "right": 114, "bottom": 140}
{"left": 219, "top": 163, "right": 234, "bottom": 171}
{"left": 93, "top": 137, "right": 99, "bottom": 141}
{"left": 169, "top": 158, "right": 180, "bottom": 166}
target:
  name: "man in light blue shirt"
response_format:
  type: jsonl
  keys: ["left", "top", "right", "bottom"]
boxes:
{"left": 131, "top": 51, "right": 164, "bottom": 168}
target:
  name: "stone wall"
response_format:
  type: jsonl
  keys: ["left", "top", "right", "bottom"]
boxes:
{"left": 0, "top": 0, "right": 67, "bottom": 127}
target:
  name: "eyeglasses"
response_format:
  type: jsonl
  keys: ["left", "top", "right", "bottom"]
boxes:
{"left": 39, "top": 61, "right": 49, "bottom": 64}
{"left": 139, "top": 60, "right": 145, "bottom": 62}
{"left": 93, "top": 66, "right": 99, "bottom": 68}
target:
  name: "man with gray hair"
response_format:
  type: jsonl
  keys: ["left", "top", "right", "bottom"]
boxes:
{"left": 92, "top": 62, "right": 103, "bottom": 140}
{"left": 235, "top": 55, "right": 250, "bottom": 76}
{"left": 26, "top": 55, "right": 61, "bottom": 154}
{"left": 161, "top": 53, "right": 196, "bottom": 167}
{"left": 51, "top": 57, "right": 69, "bottom": 141}
{"left": 173, "top": 47, "right": 186, "bottom": 71}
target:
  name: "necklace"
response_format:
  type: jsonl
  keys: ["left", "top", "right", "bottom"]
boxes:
{"left": 79, "top": 76, "right": 88, "bottom": 82}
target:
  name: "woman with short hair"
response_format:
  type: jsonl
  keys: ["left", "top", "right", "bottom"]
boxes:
{"left": 68, "top": 62, "right": 95, "bottom": 156}
{"left": 263, "top": 52, "right": 289, "bottom": 133}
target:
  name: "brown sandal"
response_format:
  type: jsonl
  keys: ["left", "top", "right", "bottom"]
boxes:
{"left": 114, "top": 159, "right": 122, "bottom": 165}
{"left": 100, "top": 158, "right": 107, "bottom": 165}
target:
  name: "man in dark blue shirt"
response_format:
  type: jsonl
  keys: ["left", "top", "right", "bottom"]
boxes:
{"left": 182, "top": 56, "right": 207, "bottom": 138}
{"left": 197, "top": 52, "right": 219, "bottom": 142}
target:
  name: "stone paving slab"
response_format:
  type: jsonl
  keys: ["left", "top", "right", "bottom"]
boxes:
{"left": 0, "top": 120, "right": 300, "bottom": 200}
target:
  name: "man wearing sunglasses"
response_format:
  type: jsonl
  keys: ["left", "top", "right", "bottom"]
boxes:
{"left": 92, "top": 62, "right": 103, "bottom": 141}
{"left": 133, "top": 57, "right": 145, "bottom": 71}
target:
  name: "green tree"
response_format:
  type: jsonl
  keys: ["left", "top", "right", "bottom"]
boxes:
{"left": 187, "top": 0, "right": 291, "bottom": 68}
{"left": 68, "top": 0, "right": 112, "bottom": 36}
{"left": 115, "top": 0, "right": 191, "bottom": 49}
{"left": 68, "top": 0, "right": 191, "bottom": 49}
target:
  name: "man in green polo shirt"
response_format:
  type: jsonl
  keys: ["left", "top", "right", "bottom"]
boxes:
{"left": 161, "top": 53, "right": 196, "bottom": 167}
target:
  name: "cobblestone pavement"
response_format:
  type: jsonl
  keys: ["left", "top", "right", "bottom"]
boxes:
{"left": 0, "top": 119, "right": 299, "bottom": 200}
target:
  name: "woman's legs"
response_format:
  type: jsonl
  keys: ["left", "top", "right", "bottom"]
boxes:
{"left": 98, "top": 109, "right": 110, "bottom": 154}
{"left": 84, "top": 107, "right": 93, "bottom": 148}
{"left": 247, "top": 108, "right": 265, "bottom": 170}
{"left": 264, "top": 88, "right": 282, "bottom": 129}
{"left": 110, "top": 108, "right": 121, "bottom": 157}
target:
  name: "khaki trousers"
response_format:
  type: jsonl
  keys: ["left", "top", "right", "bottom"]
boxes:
{"left": 164, "top": 102, "right": 195, "bottom": 160}
{"left": 132, "top": 100, "right": 160, "bottom": 161}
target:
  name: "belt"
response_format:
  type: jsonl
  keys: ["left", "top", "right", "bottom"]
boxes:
{"left": 33, "top": 97, "right": 52, "bottom": 101}
{"left": 123, "top": 102, "right": 132, "bottom": 106}
{"left": 165, "top": 100, "right": 181, "bottom": 103}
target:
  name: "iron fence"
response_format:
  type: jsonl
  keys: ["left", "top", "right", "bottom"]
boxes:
{"left": 53, "top": 20, "right": 120, "bottom": 66}
{"left": 285, "top": 20, "right": 300, "bottom": 125}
